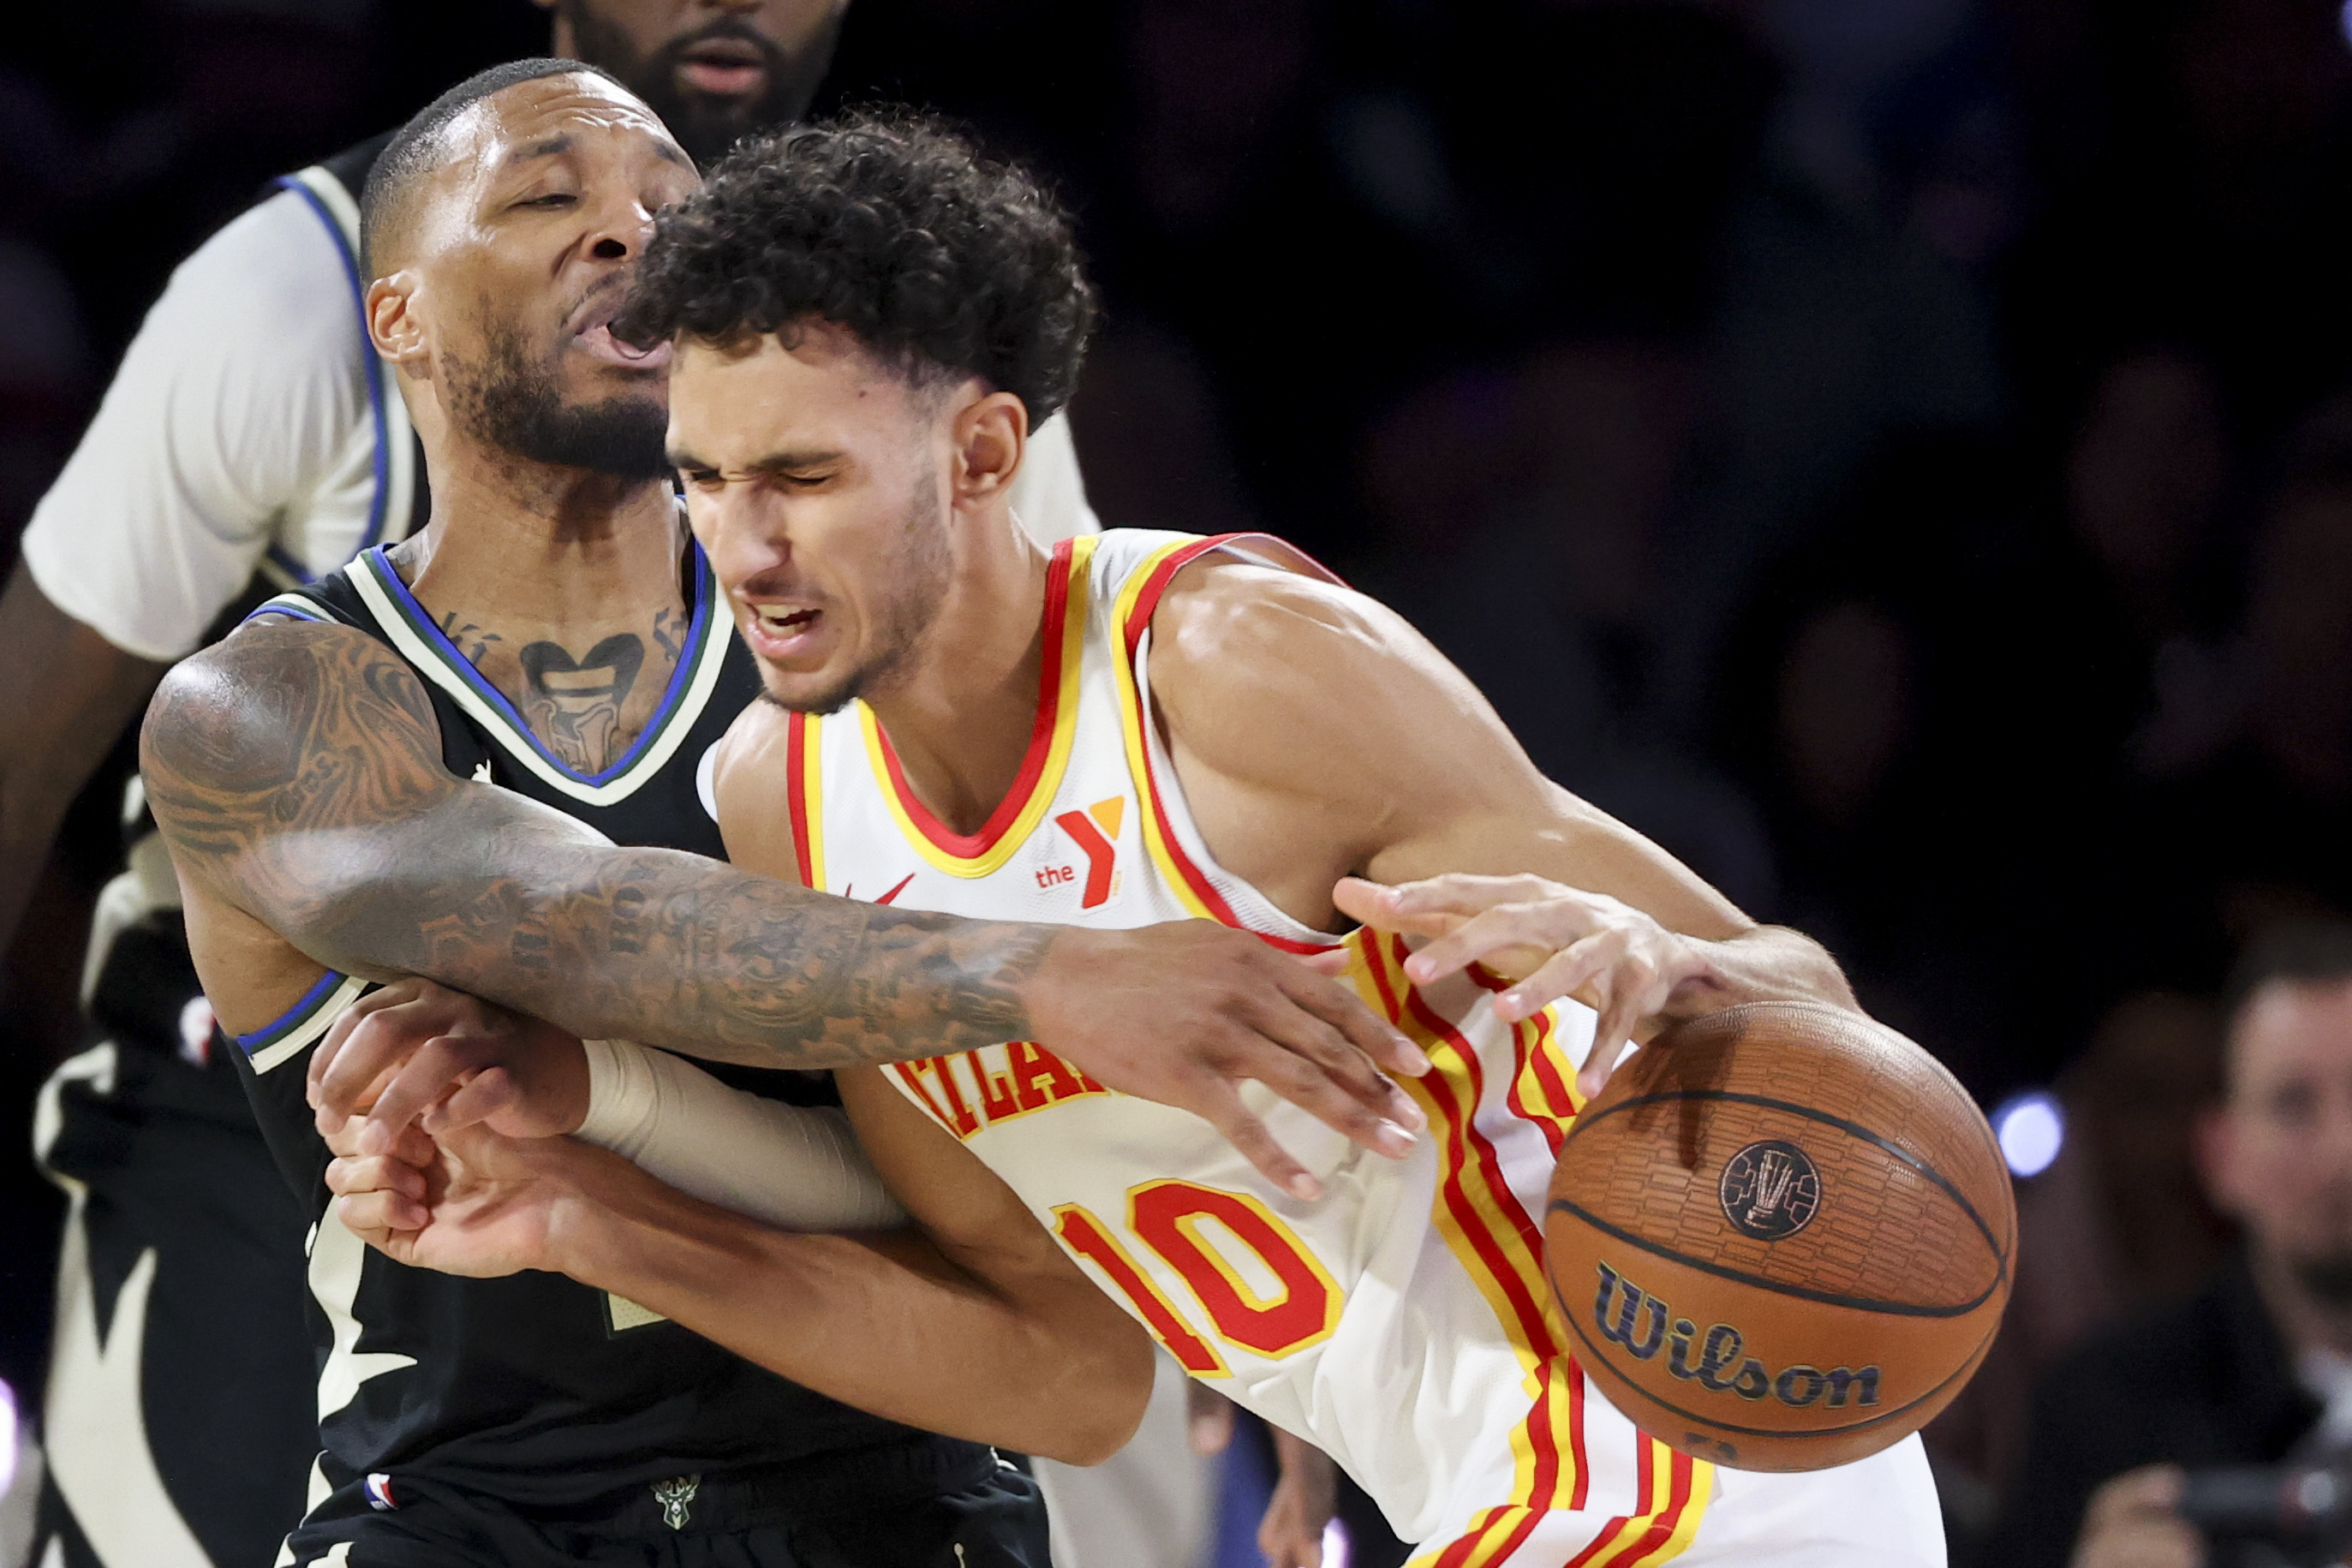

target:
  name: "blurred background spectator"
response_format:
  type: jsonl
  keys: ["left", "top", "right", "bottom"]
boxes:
{"left": 1978, "top": 924, "right": 2352, "bottom": 1568}
{"left": 9, "top": 0, "right": 2352, "bottom": 1560}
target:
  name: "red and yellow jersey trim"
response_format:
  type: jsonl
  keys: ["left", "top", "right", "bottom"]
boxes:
{"left": 1361, "top": 933, "right": 1710, "bottom": 1567}
{"left": 861, "top": 536, "right": 1098, "bottom": 878}
{"left": 1108, "top": 533, "right": 1341, "bottom": 955}
{"left": 785, "top": 710, "right": 827, "bottom": 891}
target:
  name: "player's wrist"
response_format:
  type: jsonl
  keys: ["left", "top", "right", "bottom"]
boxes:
{"left": 1007, "top": 923, "right": 1113, "bottom": 1039}
{"left": 534, "top": 1141, "right": 656, "bottom": 1283}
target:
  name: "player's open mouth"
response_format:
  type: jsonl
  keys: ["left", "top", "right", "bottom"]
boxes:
{"left": 677, "top": 37, "right": 769, "bottom": 98}
{"left": 747, "top": 603, "right": 823, "bottom": 657}
{"left": 572, "top": 297, "right": 671, "bottom": 370}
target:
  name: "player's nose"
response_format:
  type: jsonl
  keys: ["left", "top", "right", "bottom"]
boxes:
{"left": 582, "top": 192, "right": 660, "bottom": 265}
{"left": 695, "top": 486, "right": 793, "bottom": 581}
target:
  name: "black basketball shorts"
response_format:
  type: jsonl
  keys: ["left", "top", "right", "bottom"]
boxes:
{"left": 279, "top": 1444, "right": 1054, "bottom": 1567}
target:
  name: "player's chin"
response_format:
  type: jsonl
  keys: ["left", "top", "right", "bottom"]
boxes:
{"left": 754, "top": 663, "right": 855, "bottom": 716}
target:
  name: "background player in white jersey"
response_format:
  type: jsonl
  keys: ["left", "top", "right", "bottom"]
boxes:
{"left": 316, "top": 111, "right": 1948, "bottom": 1565}
{"left": 0, "top": 5, "right": 1106, "bottom": 1563}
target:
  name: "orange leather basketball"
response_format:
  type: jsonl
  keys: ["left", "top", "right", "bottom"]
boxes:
{"left": 1544, "top": 1001, "right": 2015, "bottom": 1472}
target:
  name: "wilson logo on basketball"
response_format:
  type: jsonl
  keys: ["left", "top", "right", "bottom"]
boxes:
{"left": 1592, "top": 1262, "right": 1881, "bottom": 1410}
{"left": 1718, "top": 1139, "right": 1823, "bottom": 1241}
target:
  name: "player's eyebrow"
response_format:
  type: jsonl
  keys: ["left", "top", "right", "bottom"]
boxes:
{"left": 668, "top": 447, "right": 849, "bottom": 474}
{"left": 505, "top": 132, "right": 690, "bottom": 170}
{"left": 504, "top": 133, "right": 576, "bottom": 167}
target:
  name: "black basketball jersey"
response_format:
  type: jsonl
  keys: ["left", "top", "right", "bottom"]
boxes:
{"left": 221, "top": 535, "right": 980, "bottom": 1506}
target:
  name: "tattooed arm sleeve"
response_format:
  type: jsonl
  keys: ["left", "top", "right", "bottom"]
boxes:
{"left": 140, "top": 619, "right": 1049, "bottom": 1067}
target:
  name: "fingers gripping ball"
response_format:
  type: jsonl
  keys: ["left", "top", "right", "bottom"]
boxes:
{"left": 1544, "top": 1002, "right": 2015, "bottom": 1472}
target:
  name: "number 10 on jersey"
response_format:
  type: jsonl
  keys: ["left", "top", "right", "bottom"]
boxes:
{"left": 1054, "top": 1178, "right": 1343, "bottom": 1374}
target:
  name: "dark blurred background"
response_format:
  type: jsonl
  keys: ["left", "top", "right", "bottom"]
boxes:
{"left": 3, "top": 0, "right": 2348, "bottom": 1554}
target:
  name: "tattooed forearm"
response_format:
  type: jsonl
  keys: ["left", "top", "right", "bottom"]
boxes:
{"left": 343, "top": 819, "right": 1051, "bottom": 1065}
{"left": 140, "top": 620, "right": 1052, "bottom": 1066}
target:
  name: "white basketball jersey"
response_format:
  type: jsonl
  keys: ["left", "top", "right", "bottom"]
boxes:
{"left": 793, "top": 531, "right": 1712, "bottom": 1559}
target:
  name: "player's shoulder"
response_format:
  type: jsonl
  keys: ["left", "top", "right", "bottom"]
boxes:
{"left": 710, "top": 699, "right": 803, "bottom": 881}
{"left": 713, "top": 695, "right": 792, "bottom": 780}
{"left": 1142, "top": 534, "right": 1431, "bottom": 711}
{"left": 143, "top": 616, "right": 430, "bottom": 783}
{"left": 148, "top": 185, "right": 357, "bottom": 355}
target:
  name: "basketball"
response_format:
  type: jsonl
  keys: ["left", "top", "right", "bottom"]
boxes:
{"left": 1545, "top": 1001, "right": 2015, "bottom": 1474}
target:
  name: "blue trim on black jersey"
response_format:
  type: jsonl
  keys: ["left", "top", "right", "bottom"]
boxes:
{"left": 235, "top": 968, "right": 346, "bottom": 1055}
{"left": 356, "top": 542, "right": 719, "bottom": 788}
{"left": 276, "top": 176, "right": 396, "bottom": 565}
{"left": 241, "top": 602, "right": 328, "bottom": 626}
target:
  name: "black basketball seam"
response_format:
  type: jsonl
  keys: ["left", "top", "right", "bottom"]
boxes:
{"left": 1566, "top": 1088, "right": 2010, "bottom": 1291}
{"left": 1547, "top": 1198, "right": 2001, "bottom": 1317}
{"left": 1560, "top": 1299, "right": 2002, "bottom": 1445}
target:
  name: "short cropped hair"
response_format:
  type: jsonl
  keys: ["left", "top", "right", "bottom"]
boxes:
{"left": 619, "top": 107, "right": 1095, "bottom": 424}
{"left": 2224, "top": 921, "right": 2352, "bottom": 1029}
{"left": 360, "top": 57, "right": 621, "bottom": 274}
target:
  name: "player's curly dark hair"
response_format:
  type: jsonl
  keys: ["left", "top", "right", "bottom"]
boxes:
{"left": 620, "top": 108, "right": 1095, "bottom": 424}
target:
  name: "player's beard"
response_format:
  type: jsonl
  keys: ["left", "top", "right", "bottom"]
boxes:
{"left": 441, "top": 320, "right": 672, "bottom": 481}
{"left": 564, "top": 4, "right": 841, "bottom": 168}
{"left": 766, "top": 476, "right": 953, "bottom": 717}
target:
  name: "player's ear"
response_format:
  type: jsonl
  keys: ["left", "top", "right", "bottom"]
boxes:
{"left": 951, "top": 389, "right": 1028, "bottom": 508}
{"left": 367, "top": 273, "right": 430, "bottom": 377}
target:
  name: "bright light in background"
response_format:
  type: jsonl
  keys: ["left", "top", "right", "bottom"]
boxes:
{"left": 1994, "top": 1091, "right": 2065, "bottom": 1179}
{"left": 1323, "top": 1521, "right": 1351, "bottom": 1568}
{"left": 0, "top": 1376, "right": 16, "bottom": 1497}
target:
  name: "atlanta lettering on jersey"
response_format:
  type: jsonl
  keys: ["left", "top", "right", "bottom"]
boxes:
{"left": 889, "top": 1041, "right": 1112, "bottom": 1141}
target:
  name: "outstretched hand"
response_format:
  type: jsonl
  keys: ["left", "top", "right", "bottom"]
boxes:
{"left": 309, "top": 977, "right": 592, "bottom": 1158}
{"left": 1335, "top": 873, "right": 1724, "bottom": 1100}
{"left": 1020, "top": 922, "right": 1432, "bottom": 1201}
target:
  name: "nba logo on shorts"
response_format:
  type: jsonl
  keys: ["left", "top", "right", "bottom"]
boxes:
{"left": 364, "top": 1473, "right": 397, "bottom": 1511}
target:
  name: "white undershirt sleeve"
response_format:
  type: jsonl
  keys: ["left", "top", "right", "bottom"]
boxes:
{"left": 576, "top": 1038, "right": 907, "bottom": 1231}
{"left": 21, "top": 189, "right": 367, "bottom": 659}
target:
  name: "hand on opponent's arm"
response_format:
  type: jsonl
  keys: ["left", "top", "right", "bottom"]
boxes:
{"left": 1143, "top": 558, "right": 1856, "bottom": 1101}
{"left": 142, "top": 617, "right": 1427, "bottom": 1198}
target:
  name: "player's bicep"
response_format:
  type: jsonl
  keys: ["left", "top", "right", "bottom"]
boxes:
{"left": 1156, "top": 565, "right": 1751, "bottom": 938}
{"left": 1371, "top": 786, "right": 1753, "bottom": 939}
